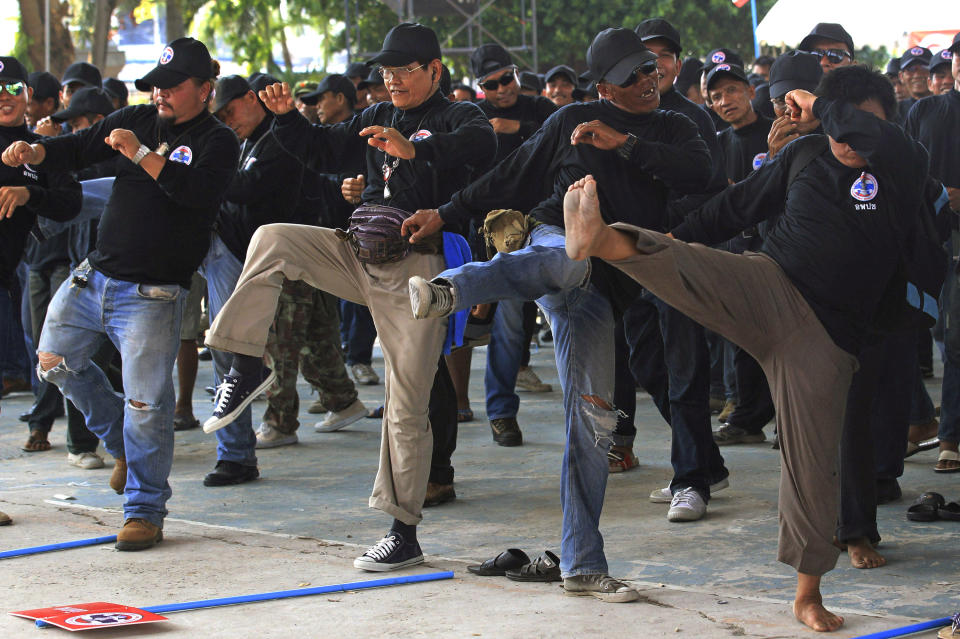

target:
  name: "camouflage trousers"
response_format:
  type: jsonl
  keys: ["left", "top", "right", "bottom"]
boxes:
{"left": 262, "top": 278, "right": 358, "bottom": 434}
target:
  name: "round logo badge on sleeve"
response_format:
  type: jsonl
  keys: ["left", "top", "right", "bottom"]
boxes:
{"left": 159, "top": 47, "right": 174, "bottom": 65}
{"left": 711, "top": 51, "right": 726, "bottom": 64}
{"left": 752, "top": 153, "right": 767, "bottom": 170}
{"left": 169, "top": 145, "right": 193, "bottom": 165}
{"left": 850, "top": 172, "right": 878, "bottom": 201}
{"left": 410, "top": 129, "right": 433, "bottom": 142}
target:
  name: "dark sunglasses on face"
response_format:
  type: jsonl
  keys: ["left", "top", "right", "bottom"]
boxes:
{"left": 480, "top": 70, "right": 516, "bottom": 92}
{"left": 618, "top": 62, "right": 659, "bottom": 88}
{"left": 808, "top": 49, "right": 851, "bottom": 64}
{"left": 1, "top": 82, "right": 25, "bottom": 97}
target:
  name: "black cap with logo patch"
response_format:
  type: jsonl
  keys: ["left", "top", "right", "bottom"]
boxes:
{"left": 470, "top": 43, "right": 514, "bottom": 80}
{"left": 768, "top": 51, "right": 823, "bottom": 100}
{"left": 61, "top": 61, "right": 102, "bottom": 88}
{"left": 634, "top": 18, "right": 682, "bottom": 55}
{"left": 50, "top": 87, "right": 114, "bottom": 121}
{"left": 301, "top": 74, "right": 357, "bottom": 107}
{"left": 798, "top": 23, "right": 854, "bottom": 58}
{"left": 368, "top": 23, "right": 441, "bottom": 67}
{"left": 899, "top": 46, "right": 932, "bottom": 71}
{"left": 929, "top": 49, "right": 954, "bottom": 72}
{"left": 580, "top": 28, "right": 657, "bottom": 86}
{"left": 705, "top": 63, "right": 749, "bottom": 91}
{"left": 703, "top": 48, "right": 745, "bottom": 74}
{"left": 0, "top": 56, "right": 29, "bottom": 85}
{"left": 135, "top": 37, "right": 213, "bottom": 92}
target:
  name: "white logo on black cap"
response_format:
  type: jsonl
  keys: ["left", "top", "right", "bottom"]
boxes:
{"left": 711, "top": 51, "right": 726, "bottom": 64}
{"left": 909, "top": 47, "right": 924, "bottom": 56}
{"left": 715, "top": 63, "right": 731, "bottom": 72}
{"left": 159, "top": 47, "right": 174, "bottom": 65}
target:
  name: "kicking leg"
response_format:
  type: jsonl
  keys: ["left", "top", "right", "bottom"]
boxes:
{"left": 563, "top": 175, "right": 638, "bottom": 262}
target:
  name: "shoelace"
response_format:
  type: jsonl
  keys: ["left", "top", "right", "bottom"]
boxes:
{"left": 212, "top": 379, "right": 235, "bottom": 414}
{"left": 363, "top": 534, "right": 399, "bottom": 561}
{"left": 671, "top": 488, "right": 699, "bottom": 508}
{"left": 431, "top": 282, "right": 453, "bottom": 312}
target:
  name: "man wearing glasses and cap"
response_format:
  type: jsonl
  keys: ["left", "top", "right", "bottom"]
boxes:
{"left": 2, "top": 37, "right": 239, "bottom": 552}
{"left": 798, "top": 23, "right": 855, "bottom": 75}
{"left": 404, "top": 28, "right": 711, "bottom": 601}
{"left": 543, "top": 65, "right": 578, "bottom": 107}
{"left": 198, "top": 23, "right": 496, "bottom": 572}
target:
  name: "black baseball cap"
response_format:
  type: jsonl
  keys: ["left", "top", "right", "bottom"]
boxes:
{"left": 634, "top": 18, "right": 682, "bottom": 55}
{"left": 50, "top": 87, "right": 114, "bottom": 121}
{"left": 705, "top": 63, "right": 749, "bottom": 91}
{"left": 798, "top": 23, "right": 854, "bottom": 57}
{"left": 357, "top": 68, "right": 384, "bottom": 90}
{"left": 930, "top": 49, "right": 954, "bottom": 72}
{"left": 301, "top": 74, "right": 357, "bottom": 106}
{"left": 884, "top": 58, "right": 901, "bottom": 76}
{"left": 470, "top": 43, "right": 514, "bottom": 79}
{"left": 950, "top": 32, "right": 960, "bottom": 55}
{"left": 345, "top": 62, "right": 368, "bottom": 80}
{"left": 545, "top": 65, "right": 577, "bottom": 85}
{"left": 135, "top": 37, "right": 213, "bottom": 91}
{"left": 899, "top": 46, "right": 932, "bottom": 70}
{"left": 28, "top": 71, "right": 59, "bottom": 99}
{"left": 703, "top": 48, "right": 744, "bottom": 73}
{"left": 211, "top": 75, "right": 252, "bottom": 114}
{"left": 0, "top": 56, "right": 29, "bottom": 84}
{"left": 519, "top": 71, "right": 541, "bottom": 92}
{"left": 580, "top": 28, "right": 657, "bottom": 86}
{"left": 440, "top": 64, "right": 452, "bottom": 95}
{"left": 768, "top": 50, "right": 823, "bottom": 100}
{"left": 249, "top": 73, "right": 279, "bottom": 94}
{"left": 102, "top": 77, "right": 128, "bottom": 101}
{"left": 61, "top": 61, "right": 102, "bottom": 88}
{"left": 368, "top": 23, "right": 441, "bottom": 67}
{"left": 674, "top": 57, "right": 702, "bottom": 95}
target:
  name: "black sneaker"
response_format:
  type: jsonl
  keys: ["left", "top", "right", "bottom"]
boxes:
{"left": 490, "top": 417, "right": 523, "bottom": 447}
{"left": 203, "top": 368, "right": 276, "bottom": 434}
{"left": 353, "top": 531, "right": 424, "bottom": 572}
{"left": 203, "top": 460, "right": 260, "bottom": 487}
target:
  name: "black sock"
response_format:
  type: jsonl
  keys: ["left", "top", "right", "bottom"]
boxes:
{"left": 229, "top": 354, "right": 262, "bottom": 378}
{"left": 391, "top": 519, "right": 416, "bottom": 543}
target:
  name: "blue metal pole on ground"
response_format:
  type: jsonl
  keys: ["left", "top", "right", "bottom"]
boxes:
{"left": 850, "top": 617, "right": 952, "bottom": 639}
{"left": 0, "top": 535, "right": 118, "bottom": 560}
{"left": 36, "top": 571, "right": 455, "bottom": 628}
{"left": 750, "top": 0, "right": 760, "bottom": 58}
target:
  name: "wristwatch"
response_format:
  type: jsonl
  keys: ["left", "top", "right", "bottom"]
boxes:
{"left": 617, "top": 133, "right": 638, "bottom": 160}
{"left": 131, "top": 144, "right": 150, "bottom": 165}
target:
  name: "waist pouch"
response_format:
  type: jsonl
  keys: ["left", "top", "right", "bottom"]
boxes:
{"left": 337, "top": 204, "right": 440, "bottom": 264}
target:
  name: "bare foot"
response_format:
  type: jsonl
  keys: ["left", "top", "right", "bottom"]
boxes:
{"left": 563, "top": 174, "right": 606, "bottom": 260}
{"left": 845, "top": 537, "right": 886, "bottom": 569}
{"left": 794, "top": 597, "right": 845, "bottom": 632}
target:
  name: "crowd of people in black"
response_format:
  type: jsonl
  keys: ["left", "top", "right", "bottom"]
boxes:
{"left": 1, "top": 16, "right": 958, "bottom": 633}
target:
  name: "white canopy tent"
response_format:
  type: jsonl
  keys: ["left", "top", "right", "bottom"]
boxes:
{"left": 756, "top": 0, "right": 960, "bottom": 52}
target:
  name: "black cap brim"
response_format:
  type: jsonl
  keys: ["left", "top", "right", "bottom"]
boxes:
{"left": 135, "top": 66, "right": 190, "bottom": 92}
{"left": 49, "top": 104, "right": 89, "bottom": 122}
{"left": 212, "top": 89, "right": 250, "bottom": 114}
{"left": 583, "top": 49, "right": 657, "bottom": 85}
{"left": 706, "top": 66, "right": 749, "bottom": 91}
{"left": 367, "top": 50, "right": 418, "bottom": 67}
{"left": 768, "top": 78, "right": 819, "bottom": 100}
{"left": 0, "top": 76, "right": 26, "bottom": 85}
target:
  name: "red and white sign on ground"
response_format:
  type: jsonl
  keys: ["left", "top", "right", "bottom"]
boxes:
{"left": 10, "top": 602, "right": 167, "bottom": 632}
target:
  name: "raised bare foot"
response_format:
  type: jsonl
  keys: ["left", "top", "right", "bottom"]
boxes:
{"left": 845, "top": 537, "right": 886, "bottom": 569}
{"left": 563, "top": 174, "right": 605, "bottom": 260}
{"left": 794, "top": 597, "right": 844, "bottom": 632}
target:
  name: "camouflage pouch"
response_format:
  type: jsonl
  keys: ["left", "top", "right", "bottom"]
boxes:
{"left": 479, "top": 209, "right": 534, "bottom": 259}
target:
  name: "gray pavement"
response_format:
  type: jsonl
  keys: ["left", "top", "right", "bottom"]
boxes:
{"left": 0, "top": 343, "right": 957, "bottom": 638}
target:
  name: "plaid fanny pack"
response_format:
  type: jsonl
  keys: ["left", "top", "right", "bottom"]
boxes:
{"left": 338, "top": 204, "right": 414, "bottom": 265}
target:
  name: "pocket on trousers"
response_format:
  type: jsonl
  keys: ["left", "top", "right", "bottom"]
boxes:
{"left": 136, "top": 283, "right": 181, "bottom": 301}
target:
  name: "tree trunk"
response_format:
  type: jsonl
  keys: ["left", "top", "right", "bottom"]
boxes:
{"left": 165, "top": 0, "right": 185, "bottom": 42}
{"left": 17, "top": 0, "right": 75, "bottom": 77}
{"left": 90, "top": 0, "right": 114, "bottom": 71}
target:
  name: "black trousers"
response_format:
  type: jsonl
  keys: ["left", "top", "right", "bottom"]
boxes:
{"left": 724, "top": 346, "right": 775, "bottom": 433}
{"left": 429, "top": 355, "right": 458, "bottom": 485}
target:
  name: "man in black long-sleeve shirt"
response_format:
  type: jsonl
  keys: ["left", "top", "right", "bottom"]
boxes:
{"left": 404, "top": 28, "right": 711, "bottom": 601}
{"left": 561, "top": 66, "right": 930, "bottom": 632}
{"left": 2, "top": 38, "right": 240, "bottom": 551}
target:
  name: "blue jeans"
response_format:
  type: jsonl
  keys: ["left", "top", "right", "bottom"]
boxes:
{"left": 199, "top": 234, "right": 257, "bottom": 466}
{"left": 0, "top": 282, "right": 30, "bottom": 382}
{"left": 485, "top": 297, "right": 524, "bottom": 419}
{"left": 340, "top": 301, "right": 376, "bottom": 366}
{"left": 938, "top": 245, "right": 960, "bottom": 445}
{"left": 38, "top": 267, "right": 185, "bottom": 527}
{"left": 437, "top": 224, "right": 617, "bottom": 577}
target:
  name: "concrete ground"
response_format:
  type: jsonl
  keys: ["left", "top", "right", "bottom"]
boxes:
{"left": 1, "top": 342, "right": 958, "bottom": 638}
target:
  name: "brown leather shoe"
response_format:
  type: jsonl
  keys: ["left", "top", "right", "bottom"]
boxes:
{"left": 0, "top": 510, "right": 11, "bottom": 525}
{"left": 116, "top": 518, "right": 162, "bottom": 551}
{"left": 423, "top": 482, "right": 456, "bottom": 507}
{"left": 110, "top": 458, "right": 127, "bottom": 495}
{"left": 1, "top": 377, "right": 31, "bottom": 396}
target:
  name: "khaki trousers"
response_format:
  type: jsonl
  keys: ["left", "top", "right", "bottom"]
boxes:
{"left": 609, "top": 223, "right": 858, "bottom": 576}
{"left": 206, "top": 223, "right": 446, "bottom": 524}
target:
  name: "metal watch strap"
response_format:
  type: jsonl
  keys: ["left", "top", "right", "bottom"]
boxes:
{"left": 131, "top": 144, "right": 150, "bottom": 165}
{"left": 617, "top": 133, "right": 638, "bottom": 160}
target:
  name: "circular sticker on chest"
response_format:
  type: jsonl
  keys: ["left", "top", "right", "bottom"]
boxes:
{"left": 410, "top": 129, "right": 433, "bottom": 142}
{"left": 752, "top": 153, "right": 767, "bottom": 170}
{"left": 850, "top": 172, "right": 878, "bottom": 202}
{"left": 169, "top": 145, "right": 193, "bottom": 165}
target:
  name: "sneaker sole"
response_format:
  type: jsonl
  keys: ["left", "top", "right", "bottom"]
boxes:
{"left": 353, "top": 554, "right": 424, "bottom": 572}
{"left": 667, "top": 509, "right": 706, "bottom": 522}
{"left": 651, "top": 478, "right": 729, "bottom": 504}
{"left": 316, "top": 407, "right": 367, "bottom": 433}
{"left": 115, "top": 531, "right": 163, "bottom": 551}
{"left": 409, "top": 277, "right": 432, "bottom": 319}
{"left": 203, "top": 371, "right": 277, "bottom": 434}
{"left": 255, "top": 436, "right": 298, "bottom": 449}
{"left": 563, "top": 589, "right": 640, "bottom": 603}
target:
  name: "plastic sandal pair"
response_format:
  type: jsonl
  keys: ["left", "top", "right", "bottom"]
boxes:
{"left": 906, "top": 492, "right": 960, "bottom": 522}
{"left": 467, "top": 549, "right": 561, "bottom": 582}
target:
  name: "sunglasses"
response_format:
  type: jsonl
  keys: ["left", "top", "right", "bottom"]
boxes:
{"left": 808, "top": 49, "right": 851, "bottom": 64}
{"left": 480, "top": 70, "right": 516, "bottom": 92}
{"left": 1, "top": 81, "right": 25, "bottom": 96}
{"left": 619, "top": 62, "right": 659, "bottom": 88}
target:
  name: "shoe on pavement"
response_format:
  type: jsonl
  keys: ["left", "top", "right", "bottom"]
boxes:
{"left": 1, "top": 377, "right": 31, "bottom": 396}
{"left": 115, "top": 518, "right": 162, "bottom": 551}
{"left": 423, "top": 482, "right": 456, "bottom": 507}
{"left": 354, "top": 531, "right": 424, "bottom": 571}
{"left": 173, "top": 415, "right": 200, "bottom": 431}
{"left": 203, "top": 460, "right": 260, "bottom": 487}
{"left": 563, "top": 574, "right": 639, "bottom": 603}
{"left": 351, "top": 363, "right": 380, "bottom": 385}
{"left": 515, "top": 366, "right": 551, "bottom": 392}
{"left": 713, "top": 424, "right": 766, "bottom": 445}
{"left": 717, "top": 400, "right": 736, "bottom": 422}
{"left": 67, "top": 451, "right": 105, "bottom": 470}
{"left": 255, "top": 423, "right": 298, "bottom": 449}
{"left": 315, "top": 399, "right": 367, "bottom": 432}
{"left": 667, "top": 487, "right": 707, "bottom": 522}
{"left": 307, "top": 399, "right": 326, "bottom": 414}
{"left": 650, "top": 477, "right": 728, "bottom": 503}
{"left": 110, "top": 457, "right": 127, "bottom": 494}
{"left": 0, "top": 510, "right": 11, "bottom": 525}
{"left": 203, "top": 368, "right": 276, "bottom": 434}
{"left": 490, "top": 417, "right": 523, "bottom": 447}
{"left": 608, "top": 446, "right": 639, "bottom": 473}
{"left": 408, "top": 276, "right": 455, "bottom": 319}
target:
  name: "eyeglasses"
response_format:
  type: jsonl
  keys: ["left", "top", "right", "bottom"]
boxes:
{"left": 480, "top": 70, "right": 516, "bottom": 92}
{"left": 1, "top": 82, "right": 25, "bottom": 97}
{"left": 807, "top": 49, "right": 851, "bottom": 64}
{"left": 618, "top": 62, "right": 660, "bottom": 88}
{"left": 378, "top": 64, "right": 426, "bottom": 80}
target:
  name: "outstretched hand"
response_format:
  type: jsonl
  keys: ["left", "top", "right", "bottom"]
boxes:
{"left": 259, "top": 82, "right": 296, "bottom": 116}
{"left": 2, "top": 140, "right": 39, "bottom": 167}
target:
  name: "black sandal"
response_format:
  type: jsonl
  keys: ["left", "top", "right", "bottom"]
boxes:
{"left": 505, "top": 551, "right": 562, "bottom": 582}
{"left": 22, "top": 430, "right": 51, "bottom": 452}
{"left": 906, "top": 491, "right": 945, "bottom": 522}
{"left": 467, "top": 548, "right": 530, "bottom": 576}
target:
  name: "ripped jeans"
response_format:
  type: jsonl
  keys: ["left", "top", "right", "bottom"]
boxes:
{"left": 436, "top": 224, "right": 617, "bottom": 577}
{"left": 38, "top": 266, "right": 185, "bottom": 527}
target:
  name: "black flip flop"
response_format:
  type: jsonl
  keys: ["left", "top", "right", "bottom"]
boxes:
{"left": 906, "top": 491, "right": 945, "bottom": 522}
{"left": 939, "top": 502, "right": 960, "bottom": 522}
{"left": 505, "top": 550, "right": 561, "bottom": 582}
{"left": 467, "top": 548, "right": 530, "bottom": 576}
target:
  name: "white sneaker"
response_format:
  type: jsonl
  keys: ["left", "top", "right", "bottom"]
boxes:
{"left": 649, "top": 477, "right": 728, "bottom": 503}
{"left": 255, "top": 423, "right": 298, "bottom": 449}
{"left": 408, "top": 276, "right": 455, "bottom": 319}
{"left": 67, "top": 452, "right": 105, "bottom": 470}
{"left": 515, "top": 366, "right": 552, "bottom": 392}
{"left": 667, "top": 487, "right": 707, "bottom": 522}
{"left": 351, "top": 363, "right": 380, "bottom": 385}
{"left": 315, "top": 399, "right": 367, "bottom": 432}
